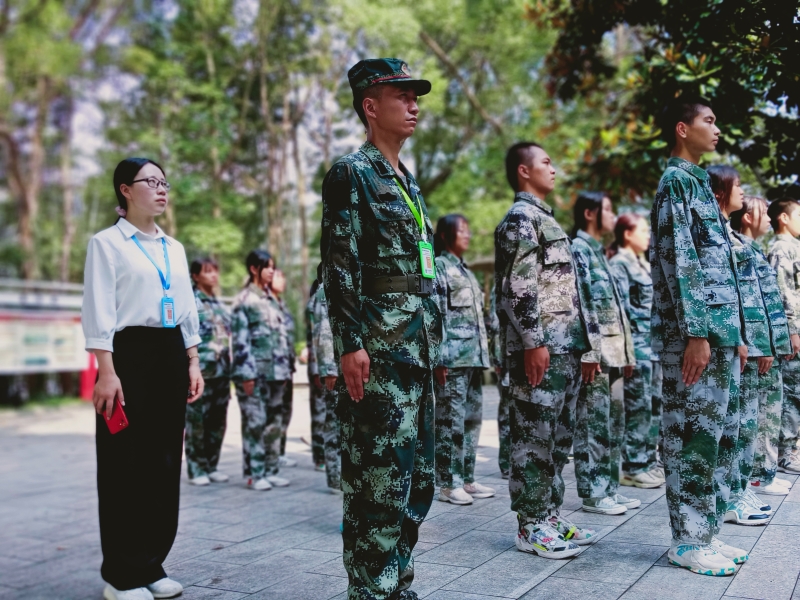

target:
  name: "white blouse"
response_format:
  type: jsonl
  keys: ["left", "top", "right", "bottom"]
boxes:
{"left": 82, "top": 218, "right": 201, "bottom": 351}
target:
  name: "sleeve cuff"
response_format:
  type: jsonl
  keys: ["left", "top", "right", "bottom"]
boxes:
{"left": 581, "top": 350, "right": 601, "bottom": 363}
{"left": 85, "top": 338, "right": 114, "bottom": 352}
{"left": 521, "top": 330, "right": 545, "bottom": 350}
{"left": 183, "top": 334, "right": 202, "bottom": 349}
{"left": 338, "top": 333, "right": 364, "bottom": 356}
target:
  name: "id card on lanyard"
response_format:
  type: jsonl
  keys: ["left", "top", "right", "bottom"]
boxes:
{"left": 395, "top": 178, "right": 435, "bottom": 279}
{"left": 131, "top": 235, "right": 176, "bottom": 328}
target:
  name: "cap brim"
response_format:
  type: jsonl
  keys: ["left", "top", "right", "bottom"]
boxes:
{"left": 376, "top": 78, "right": 431, "bottom": 96}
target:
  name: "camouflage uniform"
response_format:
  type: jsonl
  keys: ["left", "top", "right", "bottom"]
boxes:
{"left": 571, "top": 230, "right": 635, "bottom": 499}
{"left": 278, "top": 298, "right": 297, "bottom": 457}
{"left": 231, "top": 283, "right": 293, "bottom": 479}
{"left": 650, "top": 157, "right": 744, "bottom": 544}
{"left": 433, "top": 250, "right": 490, "bottom": 488}
{"left": 609, "top": 247, "right": 663, "bottom": 475}
{"left": 495, "top": 191, "right": 597, "bottom": 523}
{"left": 321, "top": 140, "right": 441, "bottom": 600}
{"left": 767, "top": 233, "right": 800, "bottom": 465}
{"left": 486, "top": 294, "right": 510, "bottom": 476}
{"left": 305, "top": 283, "right": 327, "bottom": 465}
{"left": 185, "top": 289, "right": 232, "bottom": 479}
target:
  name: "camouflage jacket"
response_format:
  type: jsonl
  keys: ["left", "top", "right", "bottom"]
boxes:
{"left": 194, "top": 288, "right": 232, "bottom": 380}
{"left": 728, "top": 225, "right": 772, "bottom": 358}
{"left": 277, "top": 297, "right": 297, "bottom": 374}
{"left": 310, "top": 284, "right": 338, "bottom": 378}
{"left": 486, "top": 291, "right": 502, "bottom": 369}
{"left": 231, "top": 283, "right": 293, "bottom": 382}
{"left": 609, "top": 247, "right": 655, "bottom": 361}
{"left": 768, "top": 233, "right": 800, "bottom": 337}
{"left": 571, "top": 230, "right": 635, "bottom": 367}
{"left": 433, "top": 250, "right": 490, "bottom": 369}
{"left": 320, "top": 141, "right": 442, "bottom": 370}
{"left": 650, "top": 158, "right": 744, "bottom": 353}
{"left": 494, "top": 192, "right": 593, "bottom": 359}
{"left": 305, "top": 284, "right": 318, "bottom": 377}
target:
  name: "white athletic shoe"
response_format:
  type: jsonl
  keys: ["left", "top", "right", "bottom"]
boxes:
{"left": 247, "top": 477, "right": 272, "bottom": 491}
{"left": 774, "top": 477, "right": 793, "bottom": 488}
{"left": 668, "top": 543, "right": 736, "bottom": 576}
{"left": 103, "top": 585, "right": 154, "bottom": 600}
{"left": 724, "top": 498, "right": 771, "bottom": 526}
{"left": 515, "top": 521, "right": 582, "bottom": 559}
{"left": 749, "top": 480, "right": 790, "bottom": 495}
{"left": 778, "top": 450, "right": 800, "bottom": 474}
{"left": 547, "top": 513, "right": 597, "bottom": 545}
{"left": 438, "top": 487, "right": 474, "bottom": 505}
{"left": 278, "top": 456, "right": 297, "bottom": 468}
{"left": 620, "top": 470, "right": 662, "bottom": 488}
{"left": 146, "top": 577, "right": 183, "bottom": 599}
{"left": 208, "top": 471, "right": 229, "bottom": 483}
{"left": 742, "top": 489, "right": 772, "bottom": 513}
{"left": 609, "top": 493, "right": 641, "bottom": 509}
{"left": 188, "top": 475, "right": 210, "bottom": 486}
{"left": 266, "top": 474, "right": 290, "bottom": 487}
{"left": 649, "top": 466, "right": 666, "bottom": 481}
{"left": 710, "top": 537, "right": 749, "bottom": 565}
{"left": 582, "top": 496, "right": 627, "bottom": 515}
{"left": 463, "top": 482, "right": 496, "bottom": 499}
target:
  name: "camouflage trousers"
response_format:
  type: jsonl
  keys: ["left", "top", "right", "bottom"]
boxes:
{"left": 753, "top": 361, "right": 783, "bottom": 484}
{"left": 279, "top": 380, "right": 294, "bottom": 457}
{"left": 728, "top": 360, "right": 759, "bottom": 498}
{"left": 661, "top": 347, "right": 737, "bottom": 544}
{"left": 621, "top": 360, "right": 663, "bottom": 474}
{"left": 650, "top": 361, "right": 664, "bottom": 463}
{"left": 434, "top": 367, "right": 483, "bottom": 488}
{"left": 338, "top": 359, "right": 434, "bottom": 600}
{"left": 236, "top": 378, "right": 287, "bottom": 479}
{"left": 508, "top": 351, "right": 581, "bottom": 522}
{"left": 309, "top": 374, "right": 327, "bottom": 465}
{"left": 497, "top": 376, "right": 511, "bottom": 476}
{"left": 780, "top": 354, "right": 800, "bottom": 458}
{"left": 575, "top": 367, "right": 624, "bottom": 499}
{"left": 323, "top": 387, "right": 341, "bottom": 490}
{"left": 184, "top": 377, "right": 231, "bottom": 479}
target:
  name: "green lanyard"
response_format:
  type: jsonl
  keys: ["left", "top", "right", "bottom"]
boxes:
{"left": 395, "top": 178, "right": 426, "bottom": 239}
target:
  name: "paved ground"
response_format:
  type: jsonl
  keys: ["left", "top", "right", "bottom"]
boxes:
{"left": 1, "top": 385, "right": 799, "bottom": 600}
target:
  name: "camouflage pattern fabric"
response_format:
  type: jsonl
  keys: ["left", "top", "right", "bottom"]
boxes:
{"left": 235, "top": 378, "right": 287, "bottom": 478}
{"left": 753, "top": 361, "right": 783, "bottom": 484}
{"left": 434, "top": 367, "right": 483, "bottom": 488}
{"left": 308, "top": 379, "right": 326, "bottom": 465}
{"left": 717, "top": 351, "right": 741, "bottom": 513}
{"left": 278, "top": 298, "right": 296, "bottom": 457}
{"left": 661, "top": 348, "right": 737, "bottom": 543}
{"left": 747, "top": 234, "right": 792, "bottom": 358}
{"left": 486, "top": 293, "right": 510, "bottom": 476}
{"left": 306, "top": 283, "right": 336, "bottom": 464}
{"left": 780, "top": 355, "right": 800, "bottom": 462}
{"left": 279, "top": 380, "right": 294, "bottom": 457}
{"left": 194, "top": 289, "right": 232, "bottom": 380}
{"left": 323, "top": 387, "right": 341, "bottom": 490}
{"left": 728, "top": 226, "right": 771, "bottom": 358}
{"left": 433, "top": 251, "right": 490, "bottom": 368}
{"left": 184, "top": 377, "right": 231, "bottom": 479}
{"left": 311, "top": 284, "right": 339, "bottom": 471}
{"left": 732, "top": 360, "right": 759, "bottom": 497}
{"left": 337, "top": 359, "right": 434, "bottom": 600}
{"left": 609, "top": 247, "right": 655, "bottom": 362}
{"left": 649, "top": 361, "right": 664, "bottom": 463}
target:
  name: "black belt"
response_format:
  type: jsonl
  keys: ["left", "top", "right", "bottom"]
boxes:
{"left": 362, "top": 274, "right": 434, "bottom": 296}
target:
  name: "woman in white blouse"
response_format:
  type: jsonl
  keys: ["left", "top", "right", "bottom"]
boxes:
{"left": 82, "top": 157, "right": 204, "bottom": 600}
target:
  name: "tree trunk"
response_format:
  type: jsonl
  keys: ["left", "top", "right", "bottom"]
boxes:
{"left": 292, "top": 123, "right": 309, "bottom": 305}
{"left": 59, "top": 93, "right": 76, "bottom": 282}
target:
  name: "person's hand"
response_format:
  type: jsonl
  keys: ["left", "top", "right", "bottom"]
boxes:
{"left": 434, "top": 366, "right": 448, "bottom": 386}
{"left": 757, "top": 356, "right": 774, "bottom": 375}
{"left": 93, "top": 371, "right": 124, "bottom": 419}
{"left": 242, "top": 379, "right": 255, "bottom": 396}
{"left": 790, "top": 334, "right": 800, "bottom": 360}
{"left": 324, "top": 375, "right": 337, "bottom": 391}
{"left": 341, "top": 349, "right": 370, "bottom": 402}
{"left": 738, "top": 345, "right": 748, "bottom": 373}
{"left": 682, "top": 337, "right": 711, "bottom": 386}
{"left": 495, "top": 366, "right": 502, "bottom": 376}
{"left": 524, "top": 346, "right": 550, "bottom": 387}
{"left": 623, "top": 365, "right": 634, "bottom": 378}
{"left": 582, "top": 362, "right": 601, "bottom": 384}
{"left": 314, "top": 375, "right": 322, "bottom": 389}
{"left": 188, "top": 362, "right": 204, "bottom": 403}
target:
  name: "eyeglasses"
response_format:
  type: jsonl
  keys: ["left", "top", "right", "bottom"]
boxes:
{"left": 131, "top": 177, "right": 171, "bottom": 191}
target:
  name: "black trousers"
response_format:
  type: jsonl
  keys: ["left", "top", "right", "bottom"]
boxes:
{"left": 96, "top": 326, "right": 188, "bottom": 590}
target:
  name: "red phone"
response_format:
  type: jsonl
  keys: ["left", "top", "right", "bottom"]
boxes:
{"left": 105, "top": 397, "right": 129, "bottom": 434}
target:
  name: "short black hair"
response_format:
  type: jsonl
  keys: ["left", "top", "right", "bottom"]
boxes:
{"left": 113, "top": 157, "right": 165, "bottom": 212}
{"left": 434, "top": 214, "right": 468, "bottom": 256}
{"left": 571, "top": 191, "right": 606, "bottom": 237}
{"left": 658, "top": 95, "right": 713, "bottom": 148}
{"left": 190, "top": 256, "right": 219, "bottom": 277}
{"left": 505, "top": 142, "right": 542, "bottom": 192}
{"left": 767, "top": 198, "right": 800, "bottom": 232}
{"left": 353, "top": 85, "right": 389, "bottom": 127}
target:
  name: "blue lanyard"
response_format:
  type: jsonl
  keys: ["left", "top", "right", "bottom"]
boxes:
{"left": 131, "top": 235, "right": 171, "bottom": 293}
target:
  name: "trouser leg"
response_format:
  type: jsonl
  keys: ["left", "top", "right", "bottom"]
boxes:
{"left": 650, "top": 361, "right": 664, "bottom": 465}
{"left": 608, "top": 368, "right": 625, "bottom": 495}
{"left": 575, "top": 369, "right": 612, "bottom": 499}
{"left": 622, "top": 360, "right": 654, "bottom": 474}
{"left": 205, "top": 378, "right": 230, "bottom": 474}
{"left": 309, "top": 378, "right": 327, "bottom": 465}
{"left": 184, "top": 387, "right": 211, "bottom": 479}
{"left": 463, "top": 368, "right": 484, "bottom": 485}
{"left": 323, "top": 387, "right": 341, "bottom": 490}
{"left": 735, "top": 360, "right": 760, "bottom": 496}
{"left": 434, "top": 367, "right": 470, "bottom": 488}
{"left": 754, "top": 362, "right": 782, "bottom": 484}
{"left": 279, "top": 380, "right": 294, "bottom": 456}
{"left": 497, "top": 376, "right": 511, "bottom": 475}
{"left": 717, "top": 352, "right": 742, "bottom": 519}
{"left": 779, "top": 355, "right": 800, "bottom": 459}
{"left": 236, "top": 380, "right": 267, "bottom": 479}
{"left": 263, "top": 379, "right": 287, "bottom": 475}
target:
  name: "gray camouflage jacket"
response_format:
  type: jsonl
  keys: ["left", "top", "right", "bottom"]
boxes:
{"left": 768, "top": 233, "right": 800, "bottom": 337}
{"left": 609, "top": 247, "right": 655, "bottom": 362}
{"left": 728, "top": 225, "right": 772, "bottom": 358}
{"left": 310, "top": 284, "right": 338, "bottom": 378}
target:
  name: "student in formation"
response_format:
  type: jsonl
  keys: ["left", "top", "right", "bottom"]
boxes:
{"left": 570, "top": 192, "right": 637, "bottom": 515}
{"left": 707, "top": 165, "right": 774, "bottom": 526}
{"left": 186, "top": 257, "right": 232, "bottom": 487}
{"left": 432, "top": 214, "right": 495, "bottom": 505}
{"left": 231, "top": 250, "right": 292, "bottom": 491}
{"left": 495, "top": 142, "right": 600, "bottom": 559}
{"left": 608, "top": 214, "right": 665, "bottom": 489}
{"left": 272, "top": 269, "right": 298, "bottom": 469}
{"left": 305, "top": 276, "right": 327, "bottom": 472}
{"left": 650, "top": 96, "right": 748, "bottom": 576}
{"left": 725, "top": 191, "right": 795, "bottom": 496}
{"left": 766, "top": 197, "right": 800, "bottom": 475}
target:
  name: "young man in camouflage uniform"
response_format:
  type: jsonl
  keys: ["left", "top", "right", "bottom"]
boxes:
{"left": 186, "top": 257, "right": 232, "bottom": 486}
{"left": 650, "top": 97, "right": 748, "bottom": 575}
{"left": 305, "top": 276, "right": 327, "bottom": 470}
{"left": 767, "top": 198, "right": 800, "bottom": 475}
{"left": 495, "top": 142, "right": 601, "bottom": 559}
{"left": 320, "top": 59, "right": 442, "bottom": 600}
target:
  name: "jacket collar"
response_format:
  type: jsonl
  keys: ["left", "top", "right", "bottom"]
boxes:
{"left": 440, "top": 250, "right": 465, "bottom": 267}
{"left": 775, "top": 233, "right": 800, "bottom": 243}
{"left": 116, "top": 217, "right": 170, "bottom": 243}
{"left": 359, "top": 141, "right": 415, "bottom": 184}
{"left": 667, "top": 157, "right": 709, "bottom": 183}
{"left": 575, "top": 228, "right": 604, "bottom": 252}
{"left": 514, "top": 191, "right": 553, "bottom": 215}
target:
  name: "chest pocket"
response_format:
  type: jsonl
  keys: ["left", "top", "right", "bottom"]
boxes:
{"left": 734, "top": 245, "right": 757, "bottom": 281}
{"left": 590, "top": 270, "right": 622, "bottom": 334}
{"left": 449, "top": 280, "right": 474, "bottom": 308}
{"left": 692, "top": 201, "right": 726, "bottom": 247}
{"left": 629, "top": 272, "right": 653, "bottom": 309}
{"left": 369, "top": 199, "right": 415, "bottom": 257}
{"left": 541, "top": 224, "right": 571, "bottom": 265}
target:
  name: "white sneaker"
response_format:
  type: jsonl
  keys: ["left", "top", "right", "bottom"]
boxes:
{"left": 724, "top": 498, "right": 771, "bottom": 526}
{"left": 146, "top": 577, "right": 183, "bottom": 599}
{"left": 582, "top": 497, "right": 627, "bottom": 515}
{"left": 104, "top": 585, "right": 154, "bottom": 600}
{"left": 547, "top": 513, "right": 597, "bottom": 545}
{"left": 609, "top": 493, "right": 641, "bottom": 509}
{"left": 710, "top": 537, "right": 749, "bottom": 565}
{"left": 278, "top": 455, "right": 297, "bottom": 468}
{"left": 266, "top": 474, "right": 290, "bottom": 487}
{"left": 749, "top": 480, "right": 789, "bottom": 495}
{"left": 463, "top": 482, "right": 496, "bottom": 499}
{"left": 314, "top": 463, "right": 326, "bottom": 472}
{"left": 188, "top": 475, "right": 210, "bottom": 486}
{"left": 778, "top": 450, "right": 800, "bottom": 474}
{"left": 247, "top": 477, "right": 272, "bottom": 491}
{"left": 516, "top": 521, "right": 582, "bottom": 559}
{"left": 208, "top": 471, "right": 229, "bottom": 483}
{"left": 742, "top": 489, "right": 772, "bottom": 513}
{"left": 668, "top": 543, "right": 736, "bottom": 576}
{"left": 620, "top": 470, "right": 662, "bottom": 488}
{"left": 438, "top": 487, "right": 473, "bottom": 505}
{"left": 649, "top": 466, "right": 666, "bottom": 481}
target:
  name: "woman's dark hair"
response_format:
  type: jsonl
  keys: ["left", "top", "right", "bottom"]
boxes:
{"left": 730, "top": 195, "right": 767, "bottom": 232}
{"left": 434, "top": 214, "right": 468, "bottom": 256}
{"left": 608, "top": 213, "right": 644, "bottom": 258}
{"left": 244, "top": 249, "right": 274, "bottom": 284}
{"left": 190, "top": 256, "right": 219, "bottom": 278}
{"left": 707, "top": 165, "right": 740, "bottom": 214}
{"left": 570, "top": 191, "right": 606, "bottom": 237}
{"left": 113, "top": 157, "right": 166, "bottom": 214}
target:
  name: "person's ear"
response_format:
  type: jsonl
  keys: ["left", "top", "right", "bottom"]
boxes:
{"left": 119, "top": 183, "right": 133, "bottom": 202}
{"left": 517, "top": 162, "right": 530, "bottom": 182}
{"left": 363, "top": 97, "right": 378, "bottom": 121}
{"left": 584, "top": 208, "right": 597, "bottom": 224}
{"left": 675, "top": 121, "right": 688, "bottom": 140}
{"left": 741, "top": 212, "right": 753, "bottom": 228}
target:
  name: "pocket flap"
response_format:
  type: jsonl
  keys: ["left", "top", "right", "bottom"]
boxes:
{"left": 743, "top": 306, "right": 765, "bottom": 322}
{"left": 370, "top": 200, "right": 411, "bottom": 222}
{"left": 541, "top": 294, "right": 573, "bottom": 314}
{"left": 704, "top": 285, "right": 736, "bottom": 305}
{"left": 541, "top": 224, "right": 567, "bottom": 242}
{"left": 449, "top": 285, "right": 473, "bottom": 308}
{"left": 693, "top": 201, "right": 719, "bottom": 220}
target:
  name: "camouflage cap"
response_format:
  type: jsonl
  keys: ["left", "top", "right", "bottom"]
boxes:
{"left": 348, "top": 58, "right": 432, "bottom": 97}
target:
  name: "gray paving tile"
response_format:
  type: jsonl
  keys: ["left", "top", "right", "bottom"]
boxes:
{"left": 426, "top": 592, "right": 510, "bottom": 600}
{"left": 718, "top": 522, "right": 767, "bottom": 538}
{"left": 614, "top": 485, "right": 667, "bottom": 505}
{"left": 770, "top": 499, "right": 800, "bottom": 526}
{"left": 417, "top": 512, "right": 496, "bottom": 544}
{"left": 246, "top": 571, "right": 349, "bottom": 599}
{"left": 618, "top": 564, "right": 732, "bottom": 600}
{"left": 413, "top": 542, "right": 440, "bottom": 557}
{"left": 416, "top": 529, "right": 513, "bottom": 567}
{"left": 555, "top": 541, "right": 667, "bottom": 586}
{"left": 181, "top": 586, "right": 250, "bottom": 599}
{"left": 407, "top": 561, "right": 471, "bottom": 598}
{"left": 165, "top": 537, "right": 234, "bottom": 566}
{"left": 725, "top": 525, "right": 800, "bottom": 600}
{"left": 164, "top": 558, "right": 243, "bottom": 587}
{"left": 191, "top": 513, "right": 313, "bottom": 543}
{"left": 522, "top": 576, "right": 628, "bottom": 599}
{"left": 603, "top": 514, "right": 674, "bottom": 546}
{"left": 473, "top": 511, "right": 518, "bottom": 533}
{"left": 304, "top": 556, "right": 347, "bottom": 578}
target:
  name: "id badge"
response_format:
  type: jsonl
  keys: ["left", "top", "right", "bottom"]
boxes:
{"left": 161, "top": 296, "right": 176, "bottom": 328}
{"left": 418, "top": 241, "right": 435, "bottom": 279}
